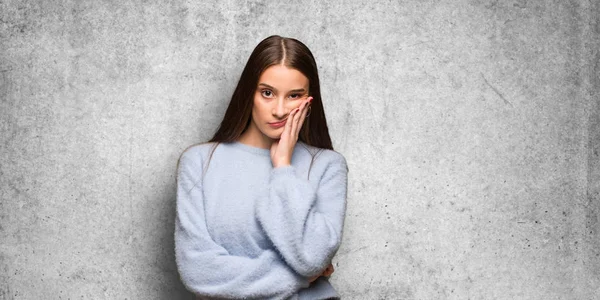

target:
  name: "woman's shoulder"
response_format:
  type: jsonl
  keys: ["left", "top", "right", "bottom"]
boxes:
{"left": 178, "top": 141, "right": 219, "bottom": 164}
{"left": 298, "top": 142, "right": 348, "bottom": 170}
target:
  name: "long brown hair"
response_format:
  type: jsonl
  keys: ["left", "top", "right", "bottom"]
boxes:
{"left": 209, "top": 35, "right": 333, "bottom": 149}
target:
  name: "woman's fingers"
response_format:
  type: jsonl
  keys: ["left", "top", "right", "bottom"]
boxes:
{"left": 296, "top": 97, "right": 312, "bottom": 135}
{"left": 281, "top": 106, "right": 296, "bottom": 142}
{"left": 292, "top": 97, "right": 311, "bottom": 138}
{"left": 272, "top": 98, "right": 311, "bottom": 167}
{"left": 282, "top": 97, "right": 311, "bottom": 142}
{"left": 308, "top": 263, "right": 334, "bottom": 284}
{"left": 290, "top": 102, "right": 303, "bottom": 140}
{"left": 323, "top": 263, "right": 334, "bottom": 276}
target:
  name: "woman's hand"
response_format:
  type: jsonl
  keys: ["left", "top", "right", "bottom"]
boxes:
{"left": 270, "top": 97, "right": 312, "bottom": 168}
{"left": 308, "top": 263, "right": 335, "bottom": 283}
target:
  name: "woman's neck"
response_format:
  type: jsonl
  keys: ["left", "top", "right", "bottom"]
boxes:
{"left": 238, "top": 127, "right": 274, "bottom": 150}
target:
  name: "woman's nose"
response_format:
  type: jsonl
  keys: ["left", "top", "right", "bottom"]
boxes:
{"left": 273, "top": 97, "right": 288, "bottom": 118}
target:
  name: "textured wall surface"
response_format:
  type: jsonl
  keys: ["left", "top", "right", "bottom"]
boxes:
{"left": 1, "top": 0, "right": 599, "bottom": 299}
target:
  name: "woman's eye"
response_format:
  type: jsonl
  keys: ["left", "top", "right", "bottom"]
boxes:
{"left": 289, "top": 93, "right": 301, "bottom": 99}
{"left": 261, "top": 90, "right": 273, "bottom": 98}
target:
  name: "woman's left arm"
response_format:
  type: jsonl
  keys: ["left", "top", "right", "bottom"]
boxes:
{"left": 255, "top": 153, "right": 348, "bottom": 277}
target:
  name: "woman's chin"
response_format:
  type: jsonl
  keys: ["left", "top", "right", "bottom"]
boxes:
{"left": 263, "top": 129, "right": 283, "bottom": 140}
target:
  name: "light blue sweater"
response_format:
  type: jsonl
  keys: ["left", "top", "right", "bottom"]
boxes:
{"left": 175, "top": 140, "right": 348, "bottom": 299}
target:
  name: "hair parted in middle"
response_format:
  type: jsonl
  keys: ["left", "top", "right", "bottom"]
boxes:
{"left": 209, "top": 35, "right": 333, "bottom": 150}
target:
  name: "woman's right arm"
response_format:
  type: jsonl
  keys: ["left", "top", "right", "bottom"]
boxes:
{"left": 175, "top": 148, "right": 310, "bottom": 298}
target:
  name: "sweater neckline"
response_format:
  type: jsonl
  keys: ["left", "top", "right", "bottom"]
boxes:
{"left": 230, "top": 141, "right": 271, "bottom": 157}
{"left": 229, "top": 140, "right": 307, "bottom": 157}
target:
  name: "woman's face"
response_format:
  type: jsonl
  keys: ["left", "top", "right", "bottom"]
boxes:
{"left": 249, "top": 64, "right": 309, "bottom": 141}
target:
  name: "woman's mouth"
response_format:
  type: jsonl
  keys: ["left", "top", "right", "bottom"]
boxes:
{"left": 268, "top": 119, "right": 287, "bottom": 128}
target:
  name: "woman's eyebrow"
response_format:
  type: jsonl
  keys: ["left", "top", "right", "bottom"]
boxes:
{"left": 258, "top": 83, "right": 307, "bottom": 94}
{"left": 289, "top": 88, "right": 307, "bottom": 94}
{"left": 258, "top": 83, "right": 278, "bottom": 92}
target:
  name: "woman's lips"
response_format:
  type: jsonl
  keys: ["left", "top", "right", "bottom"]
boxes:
{"left": 268, "top": 119, "right": 287, "bottom": 128}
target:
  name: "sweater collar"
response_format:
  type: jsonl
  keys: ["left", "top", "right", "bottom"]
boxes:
{"left": 229, "top": 141, "right": 271, "bottom": 157}
{"left": 229, "top": 140, "right": 307, "bottom": 157}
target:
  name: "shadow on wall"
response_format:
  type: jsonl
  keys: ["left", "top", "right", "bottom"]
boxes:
{"left": 154, "top": 190, "right": 193, "bottom": 299}
{"left": 0, "top": 254, "right": 10, "bottom": 299}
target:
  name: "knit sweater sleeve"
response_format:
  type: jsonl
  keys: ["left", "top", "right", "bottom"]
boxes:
{"left": 175, "top": 148, "right": 310, "bottom": 298}
{"left": 256, "top": 152, "right": 349, "bottom": 277}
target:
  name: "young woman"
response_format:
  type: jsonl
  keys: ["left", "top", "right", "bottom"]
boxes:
{"left": 175, "top": 35, "right": 348, "bottom": 300}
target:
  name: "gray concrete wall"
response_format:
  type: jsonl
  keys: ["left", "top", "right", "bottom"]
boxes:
{"left": 1, "top": 1, "right": 598, "bottom": 299}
